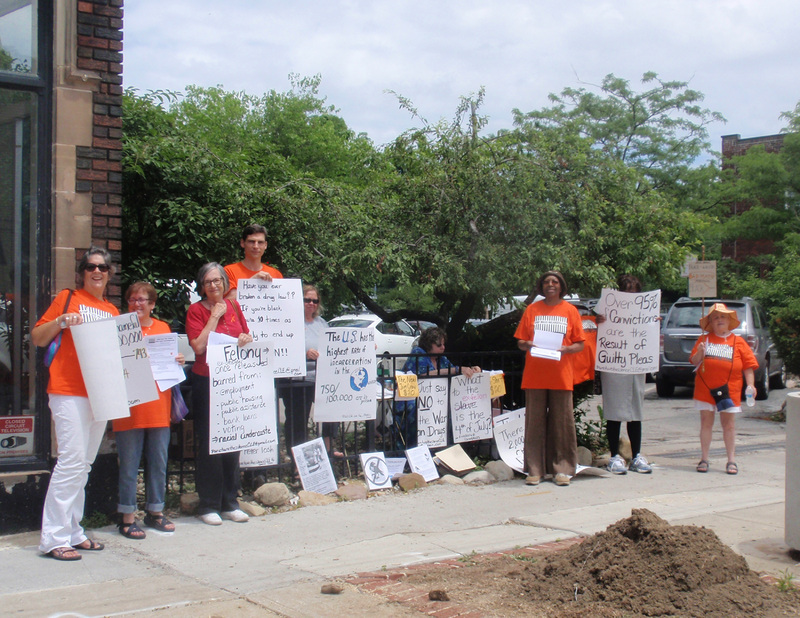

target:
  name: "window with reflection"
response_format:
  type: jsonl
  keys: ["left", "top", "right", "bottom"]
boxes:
{"left": 0, "top": 1, "right": 37, "bottom": 76}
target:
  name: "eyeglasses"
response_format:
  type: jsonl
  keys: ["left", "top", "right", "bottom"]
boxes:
{"left": 303, "top": 298, "right": 320, "bottom": 304}
{"left": 84, "top": 263, "right": 110, "bottom": 273}
{"left": 203, "top": 278, "right": 224, "bottom": 288}
{"left": 128, "top": 297, "right": 152, "bottom": 305}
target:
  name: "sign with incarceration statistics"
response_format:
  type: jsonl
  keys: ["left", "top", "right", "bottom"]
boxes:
{"left": 314, "top": 327, "right": 377, "bottom": 422}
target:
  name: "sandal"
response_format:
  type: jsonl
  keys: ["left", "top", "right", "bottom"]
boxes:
{"left": 726, "top": 461, "right": 739, "bottom": 475}
{"left": 118, "top": 520, "right": 146, "bottom": 540}
{"left": 73, "top": 539, "right": 104, "bottom": 551}
{"left": 143, "top": 512, "right": 175, "bottom": 532}
{"left": 47, "top": 547, "right": 81, "bottom": 561}
{"left": 696, "top": 460, "right": 709, "bottom": 473}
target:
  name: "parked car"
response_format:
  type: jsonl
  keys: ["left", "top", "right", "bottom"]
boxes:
{"left": 657, "top": 297, "right": 785, "bottom": 400}
{"left": 327, "top": 313, "right": 419, "bottom": 358}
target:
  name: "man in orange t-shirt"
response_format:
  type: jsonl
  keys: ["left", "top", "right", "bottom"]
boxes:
{"left": 224, "top": 224, "right": 283, "bottom": 299}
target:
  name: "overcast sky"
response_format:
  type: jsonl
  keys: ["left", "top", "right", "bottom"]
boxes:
{"left": 122, "top": 1, "right": 799, "bottom": 152}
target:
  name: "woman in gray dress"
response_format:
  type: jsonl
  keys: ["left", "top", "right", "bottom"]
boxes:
{"left": 598, "top": 274, "right": 652, "bottom": 474}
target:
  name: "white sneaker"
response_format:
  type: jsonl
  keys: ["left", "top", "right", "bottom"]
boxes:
{"left": 199, "top": 512, "right": 222, "bottom": 526}
{"left": 608, "top": 454, "right": 628, "bottom": 475}
{"left": 220, "top": 509, "right": 249, "bottom": 523}
{"left": 629, "top": 454, "right": 653, "bottom": 474}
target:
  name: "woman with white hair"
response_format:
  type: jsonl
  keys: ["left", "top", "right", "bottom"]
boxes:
{"left": 186, "top": 262, "right": 253, "bottom": 525}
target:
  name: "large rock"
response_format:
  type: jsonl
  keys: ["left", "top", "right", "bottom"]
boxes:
{"left": 297, "top": 490, "right": 338, "bottom": 507}
{"left": 238, "top": 500, "right": 266, "bottom": 517}
{"left": 336, "top": 483, "right": 368, "bottom": 501}
{"left": 577, "top": 446, "right": 594, "bottom": 467}
{"left": 437, "top": 474, "right": 465, "bottom": 485}
{"left": 254, "top": 482, "right": 291, "bottom": 507}
{"left": 398, "top": 473, "right": 427, "bottom": 491}
{"left": 484, "top": 460, "right": 515, "bottom": 481}
{"left": 462, "top": 470, "right": 495, "bottom": 485}
{"left": 180, "top": 492, "right": 199, "bottom": 515}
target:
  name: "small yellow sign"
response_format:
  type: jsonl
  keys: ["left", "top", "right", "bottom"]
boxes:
{"left": 395, "top": 372, "right": 420, "bottom": 399}
{"left": 489, "top": 372, "right": 506, "bottom": 398}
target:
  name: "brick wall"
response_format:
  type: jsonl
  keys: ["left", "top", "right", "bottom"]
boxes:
{"left": 720, "top": 133, "right": 786, "bottom": 262}
{"left": 74, "top": 0, "right": 123, "bottom": 301}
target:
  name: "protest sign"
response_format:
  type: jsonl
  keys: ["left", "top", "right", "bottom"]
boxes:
{"left": 488, "top": 371, "right": 506, "bottom": 398}
{"left": 116, "top": 312, "right": 160, "bottom": 407}
{"left": 450, "top": 373, "right": 492, "bottom": 443}
{"left": 293, "top": 437, "right": 337, "bottom": 494}
{"left": 359, "top": 452, "right": 393, "bottom": 490}
{"left": 405, "top": 444, "right": 439, "bottom": 481}
{"left": 416, "top": 377, "right": 448, "bottom": 448}
{"left": 206, "top": 340, "right": 278, "bottom": 463}
{"left": 385, "top": 457, "right": 407, "bottom": 478}
{"left": 394, "top": 371, "right": 419, "bottom": 400}
{"left": 314, "top": 327, "right": 377, "bottom": 422}
{"left": 493, "top": 408, "right": 525, "bottom": 473}
{"left": 687, "top": 260, "right": 717, "bottom": 298}
{"left": 595, "top": 288, "right": 661, "bottom": 374}
{"left": 236, "top": 278, "right": 305, "bottom": 377}
{"left": 72, "top": 319, "right": 130, "bottom": 421}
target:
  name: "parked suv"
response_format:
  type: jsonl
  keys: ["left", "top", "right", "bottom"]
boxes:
{"left": 657, "top": 297, "right": 785, "bottom": 400}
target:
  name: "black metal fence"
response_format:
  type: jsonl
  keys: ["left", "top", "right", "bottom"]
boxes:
{"left": 167, "top": 349, "right": 527, "bottom": 492}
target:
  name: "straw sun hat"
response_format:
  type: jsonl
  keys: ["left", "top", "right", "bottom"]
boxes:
{"left": 699, "top": 302, "right": 740, "bottom": 332}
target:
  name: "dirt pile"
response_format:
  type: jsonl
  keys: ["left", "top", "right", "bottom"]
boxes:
{"left": 402, "top": 508, "right": 800, "bottom": 617}
{"left": 523, "top": 508, "right": 793, "bottom": 616}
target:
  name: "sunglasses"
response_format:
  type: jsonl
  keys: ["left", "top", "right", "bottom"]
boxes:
{"left": 303, "top": 298, "right": 320, "bottom": 305}
{"left": 84, "top": 263, "right": 110, "bottom": 273}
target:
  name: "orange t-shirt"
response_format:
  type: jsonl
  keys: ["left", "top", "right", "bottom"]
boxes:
{"left": 35, "top": 288, "right": 119, "bottom": 397}
{"left": 224, "top": 261, "right": 283, "bottom": 294}
{"left": 112, "top": 318, "right": 174, "bottom": 431}
{"left": 691, "top": 333, "right": 758, "bottom": 407}
{"left": 514, "top": 300, "right": 585, "bottom": 391}
{"left": 572, "top": 315, "right": 597, "bottom": 384}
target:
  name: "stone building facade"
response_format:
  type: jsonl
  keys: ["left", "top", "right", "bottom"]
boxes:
{"left": 0, "top": 0, "right": 123, "bottom": 531}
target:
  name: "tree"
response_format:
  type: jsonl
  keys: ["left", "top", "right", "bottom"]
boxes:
{"left": 514, "top": 72, "right": 726, "bottom": 214}
{"left": 721, "top": 101, "right": 800, "bottom": 374}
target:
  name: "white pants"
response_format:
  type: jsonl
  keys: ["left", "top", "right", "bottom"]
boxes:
{"left": 39, "top": 395, "right": 106, "bottom": 553}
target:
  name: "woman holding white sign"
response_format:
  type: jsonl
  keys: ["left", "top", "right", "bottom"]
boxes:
{"left": 113, "top": 282, "right": 184, "bottom": 539}
{"left": 32, "top": 247, "right": 119, "bottom": 561}
{"left": 186, "top": 263, "right": 253, "bottom": 525}
{"left": 597, "top": 274, "right": 653, "bottom": 475}
{"left": 514, "top": 271, "right": 584, "bottom": 487}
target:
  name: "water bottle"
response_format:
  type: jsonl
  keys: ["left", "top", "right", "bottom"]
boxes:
{"left": 745, "top": 386, "right": 755, "bottom": 407}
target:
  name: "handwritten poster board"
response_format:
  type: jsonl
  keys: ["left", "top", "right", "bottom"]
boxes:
{"left": 687, "top": 260, "right": 717, "bottom": 298}
{"left": 314, "top": 327, "right": 377, "bottom": 422}
{"left": 72, "top": 319, "right": 130, "bottom": 421}
{"left": 595, "top": 288, "right": 661, "bottom": 375}
{"left": 493, "top": 408, "right": 525, "bottom": 473}
{"left": 116, "top": 312, "right": 159, "bottom": 408}
{"left": 236, "top": 278, "right": 305, "bottom": 377}
{"left": 206, "top": 340, "right": 278, "bottom": 459}
{"left": 449, "top": 373, "right": 492, "bottom": 443}
{"left": 489, "top": 371, "right": 506, "bottom": 398}
{"left": 416, "top": 377, "right": 449, "bottom": 448}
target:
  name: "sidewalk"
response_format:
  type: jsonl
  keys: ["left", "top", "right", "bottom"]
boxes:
{"left": 1, "top": 389, "right": 797, "bottom": 617}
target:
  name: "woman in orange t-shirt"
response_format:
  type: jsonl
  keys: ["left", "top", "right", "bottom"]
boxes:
{"left": 514, "top": 271, "right": 585, "bottom": 488}
{"left": 113, "top": 282, "right": 184, "bottom": 540}
{"left": 32, "top": 247, "right": 119, "bottom": 561}
{"left": 690, "top": 303, "right": 757, "bottom": 476}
